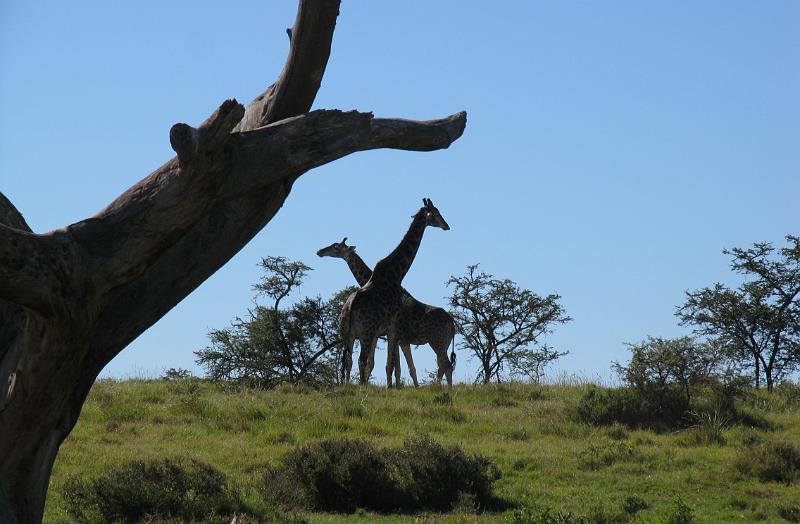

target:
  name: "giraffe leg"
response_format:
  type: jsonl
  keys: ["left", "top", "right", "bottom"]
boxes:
{"left": 386, "top": 338, "right": 401, "bottom": 388}
{"left": 367, "top": 339, "right": 377, "bottom": 383}
{"left": 400, "top": 343, "right": 418, "bottom": 387}
{"left": 433, "top": 342, "right": 452, "bottom": 386}
{"left": 358, "top": 336, "right": 377, "bottom": 385}
{"left": 385, "top": 338, "right": 394, "bottom": 388}
{"left": 341, "top": 337, "right": 354, "bottom": 384}
{"left": 385, "top": 342, "right": 401, "bottom": 387}
{"left": 445, "top": 356, "right": 453, "bottom": 387}
{"left": 393, "top": 346, "right": 402, "bottom": 387}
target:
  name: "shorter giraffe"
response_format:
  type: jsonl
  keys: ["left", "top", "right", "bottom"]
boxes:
{"left": 317, "top": 238, "right": 456, "bottom": 386}
{"left": 338, "top": 199, "right": 450, "bottom": 387}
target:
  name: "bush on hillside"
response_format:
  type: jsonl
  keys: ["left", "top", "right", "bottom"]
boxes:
{"left": 735, "top": 440, "right": 800, "bottom": 484}
{"left": 61, "top": 458, "right": 239, "bottom": 522}
{"left": 664, "top": 497, "right": 695, "bottom": 524}
{"left": 575, "top": 385, "right": 687, "bottom": 430}
{"left": 387, "top": 436, "right": 500, "bottom": 511}
{"left": 613, "top": 337, "right": 725, "bottom": 407}
{"left": 578, "top": 337, "right": 751, "bottom": 430}
{"left": 264, "top": 436, "right": 501, "bottom": 513}
{"left": 265, "top": 438, "right": 395, "bottom": 512}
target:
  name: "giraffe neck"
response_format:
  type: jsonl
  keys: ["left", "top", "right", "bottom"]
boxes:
{"left": 372, "top": 209, "right": 427, "bottom": 285}
{"left": 342, "top": 250, "right": 373, "bottom": 287}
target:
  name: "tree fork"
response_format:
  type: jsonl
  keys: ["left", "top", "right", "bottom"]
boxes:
{"left": 0, "top": 1, "right": 466, "bottom": 521}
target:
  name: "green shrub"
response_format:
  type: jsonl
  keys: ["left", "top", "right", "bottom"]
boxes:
{"left": 390, "top": 436, "right": 500, "bottom": 511}
{"left": 664, "top": 497, "right": 694, "bottom": 524}
{"left": 266, "top": 438, "right": 394, "bottom": 512}
{"left": 748, "top": 381, "right": 800, "bottom": 412}
{"left": 61, "top": 458, "right": 238, "bottom": 522}
{"left": 575, "top": 386, "right": 638, "bottom": 426}
{"left": 776, "top": 380, "right": 800, "bottom": 405}
{"left": 735, "top": 440, "right": 800, "bottom": 484}
{"left": 576, "top": 381, "right": 767, "bottom": 433}
{"left": 682, "top": 410, "right": 729, "bottom": 446}
{"left": 264, "top": 436, "right": 501, "bottom": 513}
{"left": 576, "top": 386, "right": 686, "bottom": 430}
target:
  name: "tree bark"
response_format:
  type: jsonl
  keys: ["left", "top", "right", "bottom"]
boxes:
{"left": 0, "top": 1, "right": 466, "bottom": 522}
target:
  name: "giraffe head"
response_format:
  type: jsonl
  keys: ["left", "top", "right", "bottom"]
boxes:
{"left": 421, "top": 198, "right": 450, "bottom": 231}
{"left": 316, "top": 237, "right": 356, "bottom": 259}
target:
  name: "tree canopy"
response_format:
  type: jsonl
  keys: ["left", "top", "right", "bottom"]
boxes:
{"left": 196, "top": 256, "right": 355, "bottom": 389}
{"left": 677, "top": 236, "right": 800, "bottom": 390}
{"left": 447, "top": 265, "right": 570, "bottom": 384}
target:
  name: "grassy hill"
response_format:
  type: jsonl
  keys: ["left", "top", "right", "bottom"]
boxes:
{"left": 46, "top": 379, "right": 800, "bottom": 523}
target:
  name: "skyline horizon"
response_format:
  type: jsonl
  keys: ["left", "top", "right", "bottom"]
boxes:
{"left": 2, "top": 1, "right": 796, "bottom": 385}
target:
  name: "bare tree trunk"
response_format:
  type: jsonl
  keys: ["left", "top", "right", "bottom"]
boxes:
{"left": 754, "top": 354, "right": 761, "bottom": 389}
{"left": 0, "top": 2, "right": 466, "bottom": 521}
{"left": 482, "top": 358, "right": 493, "bottom": 384}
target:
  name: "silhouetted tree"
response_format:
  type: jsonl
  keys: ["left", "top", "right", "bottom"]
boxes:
{"left": 0, "top": 1, "right": 466, "bottom": 520}
{"left": 196, "top": 257, "right": 354, "bottom": 388}
{"left": 447, "top": 265, "right": 570, "bottom": 384}
{"left": 677, "top": 236, "right": 800, "bottom": 391}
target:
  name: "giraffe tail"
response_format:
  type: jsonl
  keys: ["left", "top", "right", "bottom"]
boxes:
{"left": 449, "top": 323, "right": 457, "bottom": 372}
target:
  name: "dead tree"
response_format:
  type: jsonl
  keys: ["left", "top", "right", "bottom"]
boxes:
{"left": 0, "top": 2, "right": 466, "bottom": 522}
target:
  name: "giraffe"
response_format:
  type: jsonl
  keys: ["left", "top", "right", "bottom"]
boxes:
{"left": 338, "top": 198, "right": 450, "bottom": 387}
{"left": 317, "top": 237, "right": 457, "bottom": 387}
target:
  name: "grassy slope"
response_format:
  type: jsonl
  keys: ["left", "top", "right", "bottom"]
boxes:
{"left": 46, "top": 380, "right": 800, "bottom": 523}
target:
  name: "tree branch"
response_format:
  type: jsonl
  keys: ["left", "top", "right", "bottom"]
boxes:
{"left": 236, "top": 0, "right": 340, "bottom": 131}
{"left": 81, "top": 109, "right": 466, "bottom": 379}
{"left": 0, "top": 227, "right": 54, "bottom": 315}
{"left": 170, "top": 99, "right": 245, "bottom": 166}
{"left": 0, "top": 0, "right": 473, "bottom": 519}
{"left": 233, "top": 110, "right": 467, "bottom": 186}
{"left": 0, "top": 193, "right": 57, "bottom": 314}
{"left": 0, "top": 193, "right": 31, "bottom": 232}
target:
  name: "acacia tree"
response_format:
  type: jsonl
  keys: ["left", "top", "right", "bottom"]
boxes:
{"left": 447, "top": 265, "right": 571, "bottom": 384}
{"left": 0, "top": 2, "right": 466, "bottom": 521}
{"left": 195, "top": 257, "right": 354, "bottom": 388}
{"left": 676, "top": 236, "right": 800, "bottom": 391}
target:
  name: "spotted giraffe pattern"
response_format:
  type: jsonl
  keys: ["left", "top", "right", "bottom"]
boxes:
{"left": 317, "top": 238, "right": 456, "bottom": 386}
{"left": 337, "top": 199, "right": 450, "bottom": 386}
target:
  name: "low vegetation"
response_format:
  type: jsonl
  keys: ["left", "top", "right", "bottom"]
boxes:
{"left": 264, "top": 436, "right": 502, "bottom": 513}
{"left": 61, "top": 458, "right": 239, "bottom": 523}
{"left": 44, "top": 378, "right": 800, "bottom": 523}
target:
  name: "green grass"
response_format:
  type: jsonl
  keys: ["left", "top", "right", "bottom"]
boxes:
{"left": 46, "top": 380, "right": 800, "bottom": 523}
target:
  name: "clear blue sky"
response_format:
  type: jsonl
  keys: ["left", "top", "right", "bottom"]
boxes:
{"left": 2, "top": 1, "right": 798, "bottom": 383}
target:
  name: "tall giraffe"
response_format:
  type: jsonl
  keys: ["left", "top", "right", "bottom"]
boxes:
{"left": 338, "top": 198, "right": 450, "bottom": 386}
{"left": 317, "top": 237, "right": 456, "bottom": 387}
